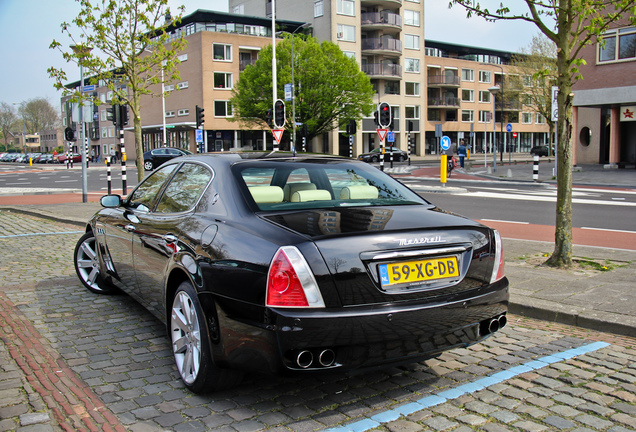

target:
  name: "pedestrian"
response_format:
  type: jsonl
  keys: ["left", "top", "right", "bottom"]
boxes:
{"left": 458, "top": 139, "right": 467, "bottom": 168}
{"left": 90, "top": 148, "right": 95, "bottom": 163}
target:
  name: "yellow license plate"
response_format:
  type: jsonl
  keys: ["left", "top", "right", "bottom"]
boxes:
{"left": 379, "top": 256, "right": 459, "bottom": 286}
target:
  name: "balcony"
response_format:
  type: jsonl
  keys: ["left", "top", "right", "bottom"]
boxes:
{"left": 361, "top": 0, "right": 402, "bottom": 7}
{"left": 428, "top": 97, "right": 461, "bottom": 108}
{"left": 362, "top": 63, "right": 402, "bottom": 80}
{"left": 361, "top": 11, "right": 402, "bottom": 33}
{"left": 361, "top": 38, "right": 402, "bottom": 55}
{"left": 427, "top": 75, "right": 461, "bottom": 87}
{"left": 239, "top": 58, "right": 256, "bottom": 71}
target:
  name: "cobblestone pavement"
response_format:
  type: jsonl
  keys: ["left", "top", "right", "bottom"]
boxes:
{"left": 1, "top": 211, "right": 635, "bottom": 432}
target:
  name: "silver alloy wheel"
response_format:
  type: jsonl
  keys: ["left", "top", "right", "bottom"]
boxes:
{"left": 75, "top": 235, "right": 102, "bottom": 291}
{"left": 144, "top": 160, "right": 153, "bottom": 170}
{"left": 171, "top": 290, "right": 202, "bottom": 385}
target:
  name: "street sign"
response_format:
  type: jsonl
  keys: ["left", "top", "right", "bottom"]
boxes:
{"left": 441, "top": 135, "right": 451, "bottom": 151}
{"left": 82, "top": 85, "right": 96, "bottom": 92}
{"left": 513, "top": 132, "right": 518, "bottom": 138}
{"left": 387, "top": 131, "right": 395, "bottom": 143}
{"left": 551, "top": 86, "right": 559, "bottom": 121}
{"left": 435, "top": 124, "right": 443, "bottom": 138}
{"left": 195, "top": 129, "right": 203, "bottom": 143}
{"left": 376, "top": 129, "right": 388, "bottom": 141}
{"left": 284, "top": 84, "right": 292, "bottom": 101}
{"left": 506, "top": 123, "right": 513, "bottom": 132}
{"left": 272, "top": 129, "right": 284, "bottom": 144}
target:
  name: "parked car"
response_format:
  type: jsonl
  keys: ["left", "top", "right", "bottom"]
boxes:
{"left": 358, "top": 146, "right": 408, "bottom": 163}
{"left": 143, "top": 147, "right": 192, "bottom": 171}
{"left": 530, "top": 145, "right": 550, "bottom": 157}
{"left": 74, "top": 153, "right": 508, "bottom": 393}
{"left": 57, "top": 153, "right": 82, "bottom": 164}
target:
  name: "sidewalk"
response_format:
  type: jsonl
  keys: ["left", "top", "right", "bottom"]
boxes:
{"left": 1, "top": 158, "right": 636, "bottom": 338}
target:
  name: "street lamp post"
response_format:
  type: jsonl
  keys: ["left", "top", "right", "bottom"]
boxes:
{"left": 12, "top": 103, "right": 27, "bottom": 156}
{"left": 71, "top": 44, "right": 93, "bottom": 203}
{"left": 488, "top": 85, "right": 500, "bottom": 173}
{"left": 482, "top": 64, "right": 504, "bottom": 163}
{"left": 277, "top": 23, "right": 311, "bottom": 156}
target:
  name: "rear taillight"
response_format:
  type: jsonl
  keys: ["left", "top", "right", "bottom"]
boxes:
{"left": 266, "top": 246, "right": 325, "bottom": 308}
{"left": 490, "top": 230, "right": 505, "bottom": 283}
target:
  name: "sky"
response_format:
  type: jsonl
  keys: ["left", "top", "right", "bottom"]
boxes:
{"left": 0, "top": 0, "right": 539, "bottom": 109}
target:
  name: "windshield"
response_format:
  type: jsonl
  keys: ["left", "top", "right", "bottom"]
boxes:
{"left": 234, "top": 159, "right": 427, "bottom": 211}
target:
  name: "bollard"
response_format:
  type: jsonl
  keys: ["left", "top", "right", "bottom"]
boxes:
{"left": 106, "top": 156, "right": 112, "bottom": 195}
{"left": 380, "top": 145, "right": 384, "bottom": 171}
{"left": 440, "top": 154, "right": 447, "bottom": 186}
{"left": 533, "top": 155, "right": 539, "bottom": 182}
{"left": 507, "top": 168, "right": 512, "bottom": 178}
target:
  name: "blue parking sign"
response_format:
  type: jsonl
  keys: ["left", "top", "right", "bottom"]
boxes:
{"left": 387, "top": 131, "right": 395, "bottom": 142}
{"left": 196, "top": 129, "right": 203, "bottom": 143}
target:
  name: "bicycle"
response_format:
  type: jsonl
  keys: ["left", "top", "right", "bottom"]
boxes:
{"left": 447, "top": 156, "right": 456, "bottom": 177}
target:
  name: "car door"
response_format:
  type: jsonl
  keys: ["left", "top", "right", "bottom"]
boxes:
{"left": 102, "top": 164, "right": 179, "bottom": 297}
{"left": 131, "top": 162, "right": 213, "bottom": 319}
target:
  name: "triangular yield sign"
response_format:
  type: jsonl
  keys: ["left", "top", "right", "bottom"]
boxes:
{"left": 272, "top": 129, "right": 284, "bottom": 144}
{"left": 376, "top": 128, "right": 388, "bottom": 142}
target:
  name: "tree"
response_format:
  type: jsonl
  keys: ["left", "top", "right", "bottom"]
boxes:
{"left": 20, "top": 98, "right": 61, "bottom": 133}
{"left": 0, "top": 102, "right": 17, "bottom": 152}
{"left": 48, "top": 0, "right": 187, "bottom": 182}
{"left": 451, "top": 0, "right": 636, "bottom": 267}
{"left": 511, "top": 34, "right": 558, "bottom": 156}
{"left": 231, "top": 35, "right": 374, "bottom": 144}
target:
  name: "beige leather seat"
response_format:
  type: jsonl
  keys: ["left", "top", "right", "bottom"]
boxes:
{"left": 249, "top": 186, "right": 284, "bottom": 203}
{"left": 340, "top": 185, "right": 379, "bottom": 200}
{"left": 283, "top": 182, "right": 317, "bottom": 201}
{"left": 290, "top": 189, "right": 332, "bottom": 202}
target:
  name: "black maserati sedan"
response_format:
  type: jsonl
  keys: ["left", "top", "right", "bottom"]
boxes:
{"left": 74, "top": 152, "right": 508, "bottom": 393}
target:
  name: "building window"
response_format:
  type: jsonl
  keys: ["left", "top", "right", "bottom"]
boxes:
{"left": 385, "top": 81, "right": 400, "bottom": 95}
{"left": 178, "top": 54, "right": 188, "bottom": 62}
{"left": 214, "top": 72, "right": 233, "bottom": 89}
{"left": 215, "top": 100, "right": 233, "bottom": 117}
{"left": 462, "top": 89, "right": 474, "bottom": 102}
{"left": 462, "top": 110, "right": 474, "bottom": 122}
{"left": 405, "top": 82, "right": 420, "bottom": 96}
{"left": 101, "top": 127, "right": 108, "bottom": 138}
{"left": 100, "top": 110, "right": 107, "bottom": 121}
{"left": 479, "top": 70, "right": 491, "bottom": 83}
{"left": 232, "top": 4, "right": 244, "bottom": 14}
{"left": 165, "top": 84, "right": 175, "bottom": 92}
{"left": 405, "top": 58, "right": 420, "bottom": 73}
{"left": 428, "top": 109, "right": 441, "bottom": 122}
{"left": 337, "top": 0, "right": 355, "bottom": 16}
{"left": 599, "top": 27, "right": 636, "bottom": 62}
{"left": 462, "top": 68, "right": 474, "bottom": 82}
{"left": 343, "top": 51, "right": 356, "bottom": 59}
{"left": 405, "top": 34, "right": 420, "bottom": 50}
{"left": 213, "top": 43, "right": 232, "bottom": 61}
{"left": 337, "top": 24, "right": 355, "bottom": 41}
{"left": 404, "top": 10, "right": 420, "bottom": 27}
{"left": 522, "top": 112, "right": 533, "bottom": 124}
{"left": 479, "top": 91, "right": 491, "bottom": 103}
{"left": 178, "top": 109, "right": 190, "bottom": 116}
{"left": 314, "top": 0, "right": 323, "bottom": 17}
{"left": 165, "top": 111, "right": 175, "bottom": 118}
{"left": 405, "top": 105, "right": 420, "bottom": 119}
{"left": 479, "top": 110, "right": 492, "bottom": 123}
{"left": 176, "top": 81, "right": 189, "bottom": 89}
{"left": 536, "top": 113, "right": 546, "bottom": 124}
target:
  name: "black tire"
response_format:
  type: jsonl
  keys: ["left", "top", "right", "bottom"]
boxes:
{"left": 397, "top": 155, "right": 404, "bottom": 162}
{"left": 372, "top": 156, "right": 379, "bottom": 163}
{"left": 170, "top": 281, "right": 243, "bottom": 393}
{"left": 74, "top": 232, "right": 116, "bottom": 294}
{"left": 144, "top": 160, "right": 154, "bottom": 171}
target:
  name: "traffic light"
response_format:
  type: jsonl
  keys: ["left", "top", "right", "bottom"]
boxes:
{"left": 106, "top": 106, "right": 116, "bottom": 125}
{"left": 274, "top": 99, "right": 285, "bottom": 128}
{"left": 196, "top": 105, "right": 205, "bottom": 128}
{"left": 346, "top": 119, "right": 356, "bottom": 135}
{"left": 378, "top": 102, "right": 391, "bottom": 128}
{"left": 118, "top": 105, "right": 128, "bottom": 127}
{"left": 64, "top": 127, "right": 76, "bottom": 141}
{"left": 266, "top": 108, "right": 273, "bottom": 128}
{"left": 373, "top": 111, "right": 379, "bottom": 126}
{"left": 301, "top": 123, "right": 308, "bottom": 137}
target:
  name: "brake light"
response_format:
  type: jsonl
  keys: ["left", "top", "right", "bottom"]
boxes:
{"left": 490, "top": 230, "right": 505, "bottom": 283}
{"left": 266, "top": 246, "right": 325, "bottom": 308}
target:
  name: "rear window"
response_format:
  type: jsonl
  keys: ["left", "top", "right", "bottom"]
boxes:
{"left": 235, "top": 159, "right": 426, "bottom": 211}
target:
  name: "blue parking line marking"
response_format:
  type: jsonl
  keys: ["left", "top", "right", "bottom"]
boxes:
{"left": 326, "top": 341, "right": 610, "bottom": 432}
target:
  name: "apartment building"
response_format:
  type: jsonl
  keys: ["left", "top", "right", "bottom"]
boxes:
{"left": 62, "top": 11, "right": 305, "bottom": 161}
{"left": 573, "top": 17, "right": 636, "bottom": 167}
{"left": 230, "top": 0, "right": 549, "bottom": 156}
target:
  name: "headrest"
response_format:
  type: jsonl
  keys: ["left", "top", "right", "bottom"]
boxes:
{"left": 290, "top": 189, "right": 332, "bottom": 202}
{"left": 249, "top": 186, "right": 284, "bottom": 203}
{"left": 283, "top": 182, "right": 317, "bottom": 201}
{"left": 340, "top": 185, "right": 379, "bottom": 200}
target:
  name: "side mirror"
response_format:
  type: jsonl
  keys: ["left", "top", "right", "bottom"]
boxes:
{"left": 100, "top": 194, "right": 122, "bottom": 208}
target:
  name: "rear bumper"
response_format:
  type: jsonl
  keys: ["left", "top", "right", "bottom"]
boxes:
{"left": 213, "top": 279, "right": 508, "bottom": 374}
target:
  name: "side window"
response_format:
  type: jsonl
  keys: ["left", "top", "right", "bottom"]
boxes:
{"left": 128, "top": 164, "right": 178, "bottom": 211}
{"left": 155, "top": 163, "right": 212, "bottom": 213}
